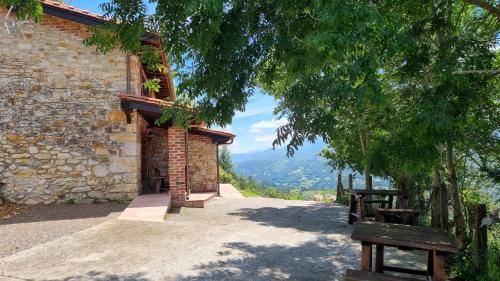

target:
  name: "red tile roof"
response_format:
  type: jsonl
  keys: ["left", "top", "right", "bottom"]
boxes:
{"left": 191, "top": 126, "right": 236, "bottom": 138}
{"left": 39, "top": 0, "right": 104, "bottom": 21}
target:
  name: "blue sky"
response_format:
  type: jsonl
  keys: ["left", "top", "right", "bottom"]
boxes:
{"left": 66, "top": 1, "right": 295, "bottom": 154}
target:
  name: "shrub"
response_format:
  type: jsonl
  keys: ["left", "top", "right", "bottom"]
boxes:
{"left": 219, "top": 168, "right": 235, "bottom": 184}
{"left": 336, "top": 192, "right": 349, "bottom": 206}
{"left": 225, "top": 173, "right": 305, "bottom": 200}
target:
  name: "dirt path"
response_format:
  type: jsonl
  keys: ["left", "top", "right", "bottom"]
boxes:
{"left": 0, "top": 197, "right": 425, "bottom": 280}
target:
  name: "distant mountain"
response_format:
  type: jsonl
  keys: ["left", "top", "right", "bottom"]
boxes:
{"left": 232, "top": 142, "right": 390, "bottom": 190}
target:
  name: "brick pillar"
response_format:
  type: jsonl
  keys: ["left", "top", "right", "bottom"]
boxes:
{"left": 168, "top": 126, "right": 187, "bottom": 206}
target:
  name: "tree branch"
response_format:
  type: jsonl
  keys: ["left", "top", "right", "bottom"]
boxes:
{"left": 463, "top": 0, "right": 500, "bottom": 20}
{"left": 452, "top": 69, "right": 500, "bottom": 75}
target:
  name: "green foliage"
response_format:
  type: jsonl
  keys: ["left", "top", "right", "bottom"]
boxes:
{"left": 139, "top": 45, "right": 168, "bottom": 73}
{"left": 143, "top": 78, "right": 161, "bottom": 94}
{"left": 219, "top": 167, "right": 235, "bottom": 184}
{"left": 448, "top": 225, "right": 500, "bottom": 281}
{"left": 139, "top": 46, "right": 160, "bottom": 67}
{"left": 83, "top": 0, "right": 149, "bottom": 54}
{"left": 0, "top": 0, "right": 43, "bottom": 22}
{"left": 155, "top": 97, "right": 198, "bottom": 130}
{"left": 230, "top": 175, "right": 305, "bottom": 200}
{"left": 219, "top": 146, "right": 234, "bottom": 174}
{"left": 335, "top": 192, "right": 350, "bottom": 206}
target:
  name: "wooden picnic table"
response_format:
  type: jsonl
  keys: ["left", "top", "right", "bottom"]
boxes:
{"left": 348, "top": 189, "right": 406, "bottom": 224}
{"left": 351, "top": 222, "right": 459, "bottom": 281}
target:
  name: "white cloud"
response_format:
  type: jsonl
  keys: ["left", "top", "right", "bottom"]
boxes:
{"left": 234, "top": 107, "right": 274, "bottom": 119}
{"left": 249, "top": 119, "right": 287, "bottom": 134}
{"left": 228, "top": 140, "right": 259, "bottom": 154}
{"left": 254, "top": 134, "right": 277, "bottom": 143}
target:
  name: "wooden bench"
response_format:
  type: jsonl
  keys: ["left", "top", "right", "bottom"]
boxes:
{"left": 351, "top": 222, "right": 459, "bottom": 281}
{"left": 346, "top": 269, "right": 423, "bottom": 281}
{"left": 375, "top": 208, "right": 420, "bottom": 225}
{"left": 348, "top": 189, "right": 406, "bottom": 224}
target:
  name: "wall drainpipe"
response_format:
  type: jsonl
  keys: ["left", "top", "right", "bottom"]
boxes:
{"left": 185, "top": 131, "right": 189, "bottom": 199}
{"left": 126, "top": 53, "right": 131, "bottom": 95}
{"left": 216, "top": 144, "right": 220, "bottom": 195}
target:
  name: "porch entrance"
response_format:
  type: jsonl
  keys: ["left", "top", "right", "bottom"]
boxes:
{"left": 140, "top": 127, "right": 169, "bottom": 194}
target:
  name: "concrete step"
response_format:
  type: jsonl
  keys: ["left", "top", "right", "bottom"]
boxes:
{"left": 219, "top": 184, "right": 244, "bottom": 199}
{"left": 183, "top": 192, "right": 217, "bottom": 208}
{"left": 118, "top": 193, "right": 171, "bottom": 222}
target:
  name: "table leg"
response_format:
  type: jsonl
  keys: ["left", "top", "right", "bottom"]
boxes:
{"left": 427, "top": 250, "right": 434, "bottom": 277}
{"left": 155, "top": 179, "right": 161, "bottom": 194}
{"left": 348, "top": 194, "right": 355, "bottom": 224}
{"left": 358, "top": 196, "right": 366, "bottom": 221}
{"left": 361, "top": 241, "right": 372, "bottom": 271}
{"left": 375, "top": 245, "right": 384, "bottom": 273}
{"left": 433, "top": 251, "right": 446, "bottom": 281}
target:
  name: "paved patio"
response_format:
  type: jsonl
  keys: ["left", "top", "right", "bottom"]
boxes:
{"left": 0, "top": 197, "right": 425, "bottom": 280}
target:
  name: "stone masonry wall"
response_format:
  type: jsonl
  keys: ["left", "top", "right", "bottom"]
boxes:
{"left": 0, "top": 9, "right": 140, "bottom": 204}
{"left": 187, "top": 134, "right": 218, "bottom": 193}
{"left": 147, "top": 128, "right": 168, "bottom": 190}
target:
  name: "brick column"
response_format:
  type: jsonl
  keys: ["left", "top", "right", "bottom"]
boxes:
{"left": 168, "top": 126, "right": 187, "bottom": 206}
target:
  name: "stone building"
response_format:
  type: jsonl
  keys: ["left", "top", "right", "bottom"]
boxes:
{"left": 0, "top": 1, "right": 234, "bottom": 207}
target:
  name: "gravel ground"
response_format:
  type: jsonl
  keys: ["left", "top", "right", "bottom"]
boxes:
{"left": 0, "top": 203, "right": 126, "bottom": 259}
{"left": 0, "top": 197, "right": 426, "bottom": 280}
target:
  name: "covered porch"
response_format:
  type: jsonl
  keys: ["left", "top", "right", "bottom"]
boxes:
{"left": 119, "top": 95, "right": 235, "bottom": 208}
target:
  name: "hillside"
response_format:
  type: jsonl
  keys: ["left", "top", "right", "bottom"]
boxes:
{"left": 232, "top": 142, "right": 334, "bottom": 189}
{"left": 232, "top": 142, "right": 390, "bottom": 190}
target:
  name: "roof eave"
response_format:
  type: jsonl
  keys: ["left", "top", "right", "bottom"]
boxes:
{"left": 41, "top": 2, "right": 157, "bottom": 42}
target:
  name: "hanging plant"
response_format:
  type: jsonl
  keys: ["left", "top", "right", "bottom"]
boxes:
{"left": 143, "top": 78, "right": 161, "bottom": 98}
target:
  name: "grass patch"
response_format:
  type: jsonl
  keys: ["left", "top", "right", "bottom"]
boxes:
{"left": 220, "top": 168, "right": 305, "bottom": 200}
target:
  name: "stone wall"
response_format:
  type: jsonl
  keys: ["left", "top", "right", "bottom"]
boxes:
{"left": 147, "top": 128, "right": 168, "bottom": 191}
{"left": 0, "top": 8, "right": 140, "bottom": 204}
{"left": 187, "top": 134, "right": 218, "bottom": 193}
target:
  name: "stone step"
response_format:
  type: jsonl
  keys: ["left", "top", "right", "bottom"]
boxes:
{"left": 118, "top": 193, "right": 171, "bottom": 222}
{"left": 182, "top": 192, "right": 217, "bottom": 208}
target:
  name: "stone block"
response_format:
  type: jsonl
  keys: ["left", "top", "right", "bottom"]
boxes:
{"left": 57, "top": 153, "right": 71, "bottom": 159}
{"left": 110, "top": 133, "right": 137, "bottom": 143}
{"left": 120, "top": 143, "right": 138, "bottom": 157}
{"left": 95, "top": 146, "right": 110, "bottom": 156}
{"left": 13, "top": 169, "right": 36, "bottom": 178}
{"left": 87, "top": 191, "right": 104, "bottom": 199}
{"left": 25, "top": 198, "right": 43, "bottom": 205}
{"left": 92, "top": 164, "right": 108, "bottom": 177}
{"left": 108, "top": 157, "right": 137, "bottom": 173}
{"left": 11, "top": 153, "right": 30, "bottom": 159}
{"left": 6, "top": 134, "right": 24, "bottom": 143}
{"left": 35, "top": 153, "right": 52, "bottom": 160}
{"left": 52, "top": 120, "right": 65, "bottom": 127}
{"left": 57, "top": 166, "right": 73, "bottom": 172}
{"left": 107, "top": 110, "right": 127, "bottom": 123}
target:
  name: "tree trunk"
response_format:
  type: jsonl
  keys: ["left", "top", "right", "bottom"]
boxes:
{"left": 445, "top": 140, "right": 467, "bottom": 249}
{"left": 473, "top": 204, "right": 488, "bottom": 268}
{"left": 336, "top": 173, "right": 344, "bottom": 198}
{"left": 394, "top": 174, "right": 412, "bottom": 209}
{"left": 431, "top": 167, "right": 449, "bottom": 231}
{"left": 359, "top": 130, "right": 371, "bottom": 191}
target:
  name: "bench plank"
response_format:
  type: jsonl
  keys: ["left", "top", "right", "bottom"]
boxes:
{"left": 346, "top": 269, "right": 423, "bottom": 281}
{"left": 351, "top": 222, "right": 459, "bottom": 253}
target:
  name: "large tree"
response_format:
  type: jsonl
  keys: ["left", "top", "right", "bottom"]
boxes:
{"left": 82, "top": 0, "right": 500, "bottom": 247}
{"left": 6, "top": 0, "right": 499, "bottom": 248}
